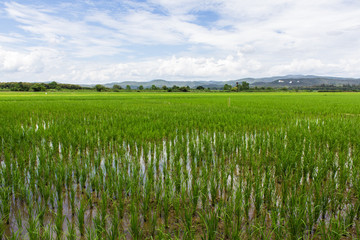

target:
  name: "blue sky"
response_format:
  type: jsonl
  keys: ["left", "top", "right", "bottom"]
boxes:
{"left": 1, "top": 0, "right": 360, "bottom": 83}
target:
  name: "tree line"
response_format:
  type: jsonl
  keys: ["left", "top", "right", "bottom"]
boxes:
{"left": 2, "top": 81, "right": 360, "bottom": 92}
{"left": 0, "top": 82, "right": 85, "bottom": 92}
{"left": 96, "top": 81, "right": 252, "bottom": 92}
{"left": 0, "top": 81, "right": 255, "bottom": 92}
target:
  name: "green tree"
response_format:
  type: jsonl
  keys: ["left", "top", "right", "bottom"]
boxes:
{"left": 30, "top": 83, "right": 46, "bottom": 92}
{"left": 126, "top": 85, "right": 131, "bottom": 91}
{"left": 48, "top": 81, "right": 58, "bottom": 89}
{"left": 112, "top": 84, "right": 122, "bottom": 92}
{"left": 113, "top": 84, "right": 122, "bottom": 90}
{"left": 138, "top": 85, "right": 144, "bottom": 90}
{"left": 239, "top": 81, "right": 250, "bottom": 91}
{"left": 95, "top": 84, "right": 106, "bottom": 92}
{"left": 196, "top": 86, "right": 205, "bottom": 90}
{"left": 179, "top": 86, "right": 189, "bottom": 92}
{"left": 223, "top": 84, "right": 232, "bottom": 91}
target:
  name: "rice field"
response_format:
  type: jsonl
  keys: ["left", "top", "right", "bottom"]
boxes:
{"left": 1, "top": 92, "right": 360, "bottom": 239}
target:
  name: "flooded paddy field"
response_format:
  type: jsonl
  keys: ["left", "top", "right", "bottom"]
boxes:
{"left": 1, "top": 92, "right": 360, "bottom": 239}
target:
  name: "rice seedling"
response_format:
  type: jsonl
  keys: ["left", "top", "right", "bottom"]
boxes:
{"left": 107, "top": 203, "right": 120, "bottom": 240}
{"left": 199, "top": 207, "right": 220, "bottom": 240}
{"left": 0, "top": 221, "right": 4, "bottom": 240}
{"left": 93, "top": 214, "right": 105, "bottom": 239}
{"left": 66, "top": 220, "right": 77, "bottom": 240}
{"left": 129, "top": 202, "right": 141, "bottom": 239}
{"left": 41, "top": 224, "right": 54, "bottom": 240}
{"left": 26, "top": 213, "right": 39, "bottom": 240}
{"left": 149, "top": 205, "right": 159, "bottom": 237}
{"left": 77, "top": 197, "right": 87, "bottom": 237}
{"left": 0, "top": 186, "right": 10, "bottom": 225}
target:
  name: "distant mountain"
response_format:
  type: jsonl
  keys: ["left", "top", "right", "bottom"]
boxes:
{"left": 86, "top": 75, "right": 360, "bottom": 89}
{"left": 252, "top": 76, "right": 360, "bottom": 87}
{"left": 103, "top": 79, "right": 243, "bottom": 89}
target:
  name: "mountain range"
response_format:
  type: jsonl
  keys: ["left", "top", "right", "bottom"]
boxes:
{"left": 92, "top": 75, "right": 360, "bottom": 89}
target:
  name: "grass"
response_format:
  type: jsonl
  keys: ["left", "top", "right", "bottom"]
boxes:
{"left": 1, "top": 91, "right": 360, "bottom": 239}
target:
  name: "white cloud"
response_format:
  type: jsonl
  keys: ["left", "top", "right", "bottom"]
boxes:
{"left": 0, "top": 47, "right": 60, "bottom": 73}
{"left": 155, "top": 52, "right": 261, "bottom": 78}
{"left": 2, "top": 0, "right": 360, "bottom": 82}
{"left": 269, "top": 59, "right": 326, "bottom": 76}
{"left": 4, "top": 2, "right": 128, "bottom": 58}
{"left": 268, "top": 58, "right": 360, "bottom": 77}
{"left": 47, "top": 52, "right": 261, "bottom": 83}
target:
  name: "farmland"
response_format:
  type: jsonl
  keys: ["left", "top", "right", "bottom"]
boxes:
{"left": 1, "top": 92, "right": 360, "bottom": 239}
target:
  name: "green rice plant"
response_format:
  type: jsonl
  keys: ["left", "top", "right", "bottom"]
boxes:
{"left": 42, "top": 180, "right": 51, "bottom": 206}
{"left": 286, "top": 192, "right": 307, "bottom": 240}
{"left": 155, "top": 225, "right": 173, "bottom": 240}
{"left": 223, "top": 198, "right": 234, "bottom": 239}
{"left": 0, "top": 221, "right": 4, "bottom": 240}
{"left": 49, "top": 186, "right": 56, "bottom": 210}
{"left": 191, "top": 178, "right": 200, "bottom": 215}
{"left": 37, "top": 202, "right": 46, "bottom": 227}
{"left": 66, "top": 220, "right": 77, "bottom": 240}
{"left": 65, "top": 168, "right": 73, "bottom": 191}
{"left": 85, "top": 225, "right": 96, "bottom": 240}
{"left": 117, "top": 190, "right": 124, "bottom": 221}
{"left": 306, "top": 198, "right": 319, "bottom": 235}
{"left": 129, "top": 202, "right": 141, "bottom": 240}
{"left": 199, "top": 207, "right": 220, "bottom": 240}
{"left": 210, "top": 174, "right": 218, "bottom": 208}
{"left": 15, "top": 209, "right": 22, "bottom": 232}
{"left": 142, "top": 179, "right": 152, "bottom": 222}
{"left": 320, "top": 188, "right": 330, "bottom": 220}
{"left": 26, "top": 213, "right": 39, "bottom": 240}
{"left": 181, "top": 205, "right": 193, "bottom": 239}
{"left": 107, "top": 204, "right": 120, "bottom": 240}
{"left": 74, "top": 161, "right": 80, "bottom": 185}
{"left": 80, "top": 168, "right": 87, "bottom": 192}
{"left": 154, "top": 177, "right": 162, "bottom": 208}
{"left": 99, "top": 190, "right": 108, "bottom": 231}
{"left": 234, "top": 179, "right": 243, "bottom": 229}
{"left": 69, "top": 184, "right": 76, "bottom": 216}
{"left": 41, "top": 224, "right": 53, "bottom": 240}
{"left": 77, "top": 197, "right": 87, "bottom": 236}
{"left": 253, "top": 170, "right": 263, "bottom": 217}
{"left": 270, "top": 207, "right": 283, "bottom": 240}
{"left": 244, "top": 174, "right": 252, "bottom": 222}
{"left": 173, "top": 195, "right": 181, "bottom": 223}
{"left": 149, "top": 206, "right": 159, "bottom": 237}
{"left": 54, "top": 211, "right": 65, "bottom": 240}
{"left": 251, "top": 222, "right": 273, "bottom": 240}
{"left": 329, "top": 215, "right": 351, "bottom": 240}
{"left": 93, "top": 214, "right": 105, "bottom": 239}
{"left": 85, "top": 187, "right": 93, "bottom": 209}
{"left": 0, "top": 186, "right": 10, "bottom": 224}
{"left": 230, "top": 223, "right": 245, "bottom": 240}
{"left": 55, "top": 179, "right": 63, "bottom": 202}
{"left": 344, "top": 203, "right": 356, "bottom": 230}
{"left": 200, "top": 170, "right": 209, "bottom": 212}
{"left": 162, "top": 177, "right": 171, "bottom": 229}
{"left": 8, "top": 229, "right": 22, "bottom": 240}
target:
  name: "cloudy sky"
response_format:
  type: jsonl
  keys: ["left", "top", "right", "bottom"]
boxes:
{"left": 1, "top": 0, "right": 360, "bottom": 84}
